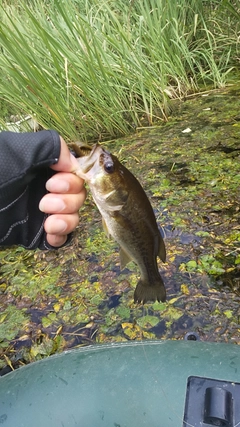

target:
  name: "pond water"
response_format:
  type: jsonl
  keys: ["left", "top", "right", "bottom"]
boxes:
{"left": 0, "top": 84, "right": 239, "bottom": 368}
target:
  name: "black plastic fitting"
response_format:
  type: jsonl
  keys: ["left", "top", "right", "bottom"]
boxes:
{"left": 183, "top": 376, "right": 240, "bottom": 427}
{"left": 204, "top": 387, "right": 233, "bottom": 426}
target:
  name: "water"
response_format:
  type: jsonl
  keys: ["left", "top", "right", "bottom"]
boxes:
{"left": 0, "top": 84, "right": 240, "bottom": 370}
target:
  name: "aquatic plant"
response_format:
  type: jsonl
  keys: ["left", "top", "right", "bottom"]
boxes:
{"left": 0, "top": 0, "right": 239, "bottom": 140}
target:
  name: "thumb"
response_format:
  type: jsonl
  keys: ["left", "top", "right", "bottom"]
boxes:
{"left": 50, "top": 136, "right": 79, "bottom": 172}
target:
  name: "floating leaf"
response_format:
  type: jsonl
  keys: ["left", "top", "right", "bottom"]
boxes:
{"left": 75, "top": 313, "right": 90, "bottom": 323}
{"left": 168, "top": 297, "right": 181, "bottom": 305}
{"left": 200, "top": 256, "right": 225, "bottom": 275}
{"left": 152, "top": 301, "right": 166, "bottom": 311}
{"left": 224, "top": 310, "right": 233, "bottom": 319}
{"left": 30, "top": 336, "right": 56, "bottom": 359}
{"left": 116, "top": 306, "right": 130, "bottom": 319}
{"left": 63, "top": 301, "right": 72, "bottom": 310}
{"left": 195, "top": 231, "right": 210, "bottom": 237}
{"left": 53, "top": 303, "right": 61, "bottom": 313}
{"left": 142, "top": 331, "right": 156, "bottom": 339}
{"left": 180, "top": 260, "right": 198, "bottom": 272}
{"left": 136, "top": 315, "right": 160, "bottom": 328}
{"left": 0, "top": 313, "right": 8, "bottom": 323}
{"left": 163, "top": 306, "right": 183, "bottom": 321}
{"left": 0, "top": 305, "right": 29, "bottom": 344}
{"left": 181, "top": 284, "right": 190, "bottom": 295}
{"left": 122, "top": 322, "right": 142, "bottom": 339}
{"left": 42, "top": 312, "right": 57, "bottom": 328}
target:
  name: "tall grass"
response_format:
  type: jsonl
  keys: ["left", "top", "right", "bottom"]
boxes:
{"left": 0, "top": 0, "right": 239, "bottom": 141}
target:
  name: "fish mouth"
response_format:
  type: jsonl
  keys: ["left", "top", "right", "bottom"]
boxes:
{"left": 75, "top": 143, "right": 106, "bottom": 178}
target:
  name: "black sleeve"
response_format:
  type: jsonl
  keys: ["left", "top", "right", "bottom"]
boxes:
{"left": 0, "top": 130, "right": 64, "bottom": 250}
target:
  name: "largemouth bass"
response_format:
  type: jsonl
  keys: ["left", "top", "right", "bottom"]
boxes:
{"left": 73, "top": 143, "right": 166, "bottom": 303}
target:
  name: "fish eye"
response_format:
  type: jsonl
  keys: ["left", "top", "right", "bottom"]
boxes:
{"left": 104, "top": 161, "right": 115, "bottom": 174}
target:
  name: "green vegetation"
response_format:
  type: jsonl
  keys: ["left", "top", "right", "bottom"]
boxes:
{"left": 0, "top": 85, "right": 240, "bottom": 369}
{"left": 0, "top": 0, "right": 239, "bottom": 139}
{"left": 0, "top": 1, "right": 240, "bottom": 370}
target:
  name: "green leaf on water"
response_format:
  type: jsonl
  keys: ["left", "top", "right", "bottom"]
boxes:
{"left": 185, "top": 260, "right": 198, "bottom": 271}
{"left": 224, "top": 310, "right": 233, "bottom": 319}
{"left": 152, "top": 301, "right": 166, "bottom": 311}
{"left": 163, "top": 306, "right": 183, "bottom": 321}
{"left": 63, "top": 301, "right": 72, "bottom": 310}
{"left": 116, "top": 306, "right": 131, "bottom": 319}
{"left": 30, "top": 336, "right": 56, "bottom": 359}
{"left": 42, "top": 312, "right": 57, "bottom": 328}
{"left": 0, "top": 305, "right": 29, "bottom": 344}
{"left": 137, "top": 315, "right": 160, "bottom": 328}
{"left": 235, "top": 256, "right": 240, "bottom": 265}
{"left": 90, "top": 294, "right": 103, "bottom": 305}
{"left": 195, "top": 231, "right": 210, "bottom": 237}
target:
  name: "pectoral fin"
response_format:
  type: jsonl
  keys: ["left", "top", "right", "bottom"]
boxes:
{"left": 119, "top": 247, "right": 132, "bottom": 270}
{"left": 105, "top": 188, "right": 128, "bottom": 207}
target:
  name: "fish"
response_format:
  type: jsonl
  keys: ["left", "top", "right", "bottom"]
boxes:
{"left": 73, "top": 143, "right": 166, "bottom": 303}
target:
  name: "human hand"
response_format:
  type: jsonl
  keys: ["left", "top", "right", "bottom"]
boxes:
{"left": 39, "top": 137, "right": 86, "bottom": 247}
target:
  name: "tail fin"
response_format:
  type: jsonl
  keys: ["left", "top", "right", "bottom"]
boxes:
{"left": 134, "top": 278, "right": 166, "bottom": 304}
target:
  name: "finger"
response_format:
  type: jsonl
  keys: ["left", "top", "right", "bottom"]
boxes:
{"left": 46, "top": 172, "right": 85, "bottom": 194}
{"left": 44, "top": 213, "right": 80, "bottom": 235}
{"left": 50, "top": 137, "right": 79, "bottom": 172}
{"left": 39, "top": 190, "right": 86, "bottom": 214}
{"left": 46, "top": 234, "right": 68, "bottom": 247}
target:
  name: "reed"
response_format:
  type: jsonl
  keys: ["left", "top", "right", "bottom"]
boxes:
{"left": 0, "top": 0, "right": 239, "bottom": 141}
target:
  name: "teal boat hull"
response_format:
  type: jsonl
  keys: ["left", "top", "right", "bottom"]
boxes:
{"left": 0, "top": 340, "right": 239, "bottom": 426}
